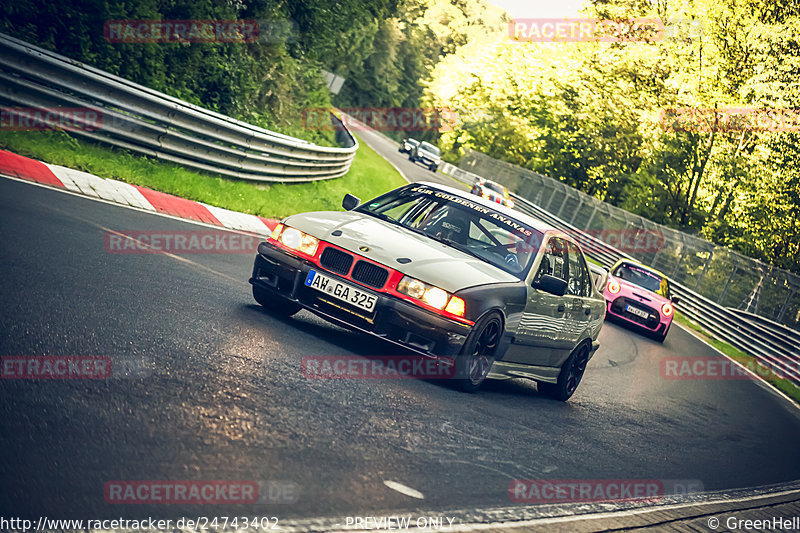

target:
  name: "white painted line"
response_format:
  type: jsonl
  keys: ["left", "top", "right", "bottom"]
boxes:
{"left": 0, "top": 173, "right": 253, "bottom": 234}
{"left": 316, "top": 485, "right": 800, "bottom": 533}
{"left": 382, "top": 154, "right": 410, "bottom": 183}
{"left": 674, "top": 321, "right": 800, "bottom": 413}
{"left": 433, "top": 486, "right": 800, "bottom": 532}
{"left": 43, "top": 163, "right": 81, "bottom": 194}
{"left": 45, "top": 164, "right": 99, "bottom": 197}
{"left": 107, "top": 180, "right": 155, "bottom": 211}
{"left": 202, "top": 203, "right": 271, "bottom": 235}
{"left": 383, "top": 480, "right": 424, "bottom": 499}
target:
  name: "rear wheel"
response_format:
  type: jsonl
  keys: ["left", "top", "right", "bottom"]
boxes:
{"left": 539, "top": 343, "right": 590, "bottom": 401}
{"left": 456, "top": 313, "right": 503, "bottom": 393}
{"left": 252, "top": 285, "right": 301, "bottom": 317}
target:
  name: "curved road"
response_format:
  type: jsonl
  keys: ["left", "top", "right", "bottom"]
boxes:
{"left": 1, "top": 167, "right": 799, "bottom": 523}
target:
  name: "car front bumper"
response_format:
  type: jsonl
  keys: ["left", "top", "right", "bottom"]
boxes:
{"left": 416, "top": 155, "right": 439, "bottom": 166}
{"left": 605, "top": 298, "right": 670, "bottom": 333}
{"left": 249, "top": 242, "right": 472, "bottom": 357}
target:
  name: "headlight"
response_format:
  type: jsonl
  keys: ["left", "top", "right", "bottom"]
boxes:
{"left": 422, "top": 287, "right": 448, "bottom": 309}
{"left": 661, "top": 302, "right": 673, "bottom": 316}
{"left": 607, "top": 278, "right": 621, "bottom": 294}
{"left": 397, "top": 276, "right": 465, "bottom": 318}
{"left": 271, "top": 224, "right": 319, "bottom": 257}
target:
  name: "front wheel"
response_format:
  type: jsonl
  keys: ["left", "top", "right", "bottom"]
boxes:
{"left": 455, "top": 313, "right": 503, "bottom": 393}
{"left": 252, "top": 285, "right": 301, "bottom": 317}
{"left": 539, "top": 343, "right": 590, "bottom": 401}
{"left": 430, "top": 164, "right": 438, "bottom": 172}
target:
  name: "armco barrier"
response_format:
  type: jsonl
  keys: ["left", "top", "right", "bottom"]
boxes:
{"left": 0, "top": 32, "right": 356, "bottom": 182}
{"left": 459, "top": 150, "right": 800, "bottom": 331}
{"left": 441, "top": 162, "right": 800, "bottom": 383}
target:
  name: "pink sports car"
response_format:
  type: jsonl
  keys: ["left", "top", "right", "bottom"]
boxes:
{"left": 602, "top": 259, "right": 680, "bottom": 343}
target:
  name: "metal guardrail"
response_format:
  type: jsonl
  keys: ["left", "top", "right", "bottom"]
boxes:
{"left": 441, "top": 162, "right": 800, "bottom": 384}
{"left": 461, "top": 151, "right": 800, "bottom": 331}
{"left": 0, "top": 32, "right": 357, "bottom": 182}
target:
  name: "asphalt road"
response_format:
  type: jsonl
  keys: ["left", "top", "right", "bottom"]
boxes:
{"left": 1, "top": 175, "right": 800, "bottom": 523}
{"left": 347, "top": 117, "right": 467, "bottom": 190}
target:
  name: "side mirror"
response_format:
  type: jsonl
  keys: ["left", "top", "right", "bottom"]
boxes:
{"left": 672, "top": 296, "right": 681, "bottom": 305}
{"left": 342, "top": 193, "right": 361, "bottom": 211}
{"left": 533, "top": 274, "right": 568, "bottom": 297}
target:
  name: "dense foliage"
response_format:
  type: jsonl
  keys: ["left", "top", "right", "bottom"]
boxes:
{"left": 1, "top": 0, "right": 796, "bottom": 272}
{"left": 425, "top": 0, "right": 800, "bottom": 273}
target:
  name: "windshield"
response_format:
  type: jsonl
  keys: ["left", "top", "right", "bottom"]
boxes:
{"left": 614, "top": 263, "right": 671, "bottom": 298}
{"left": 357, "top": 185, "right": 543, "bottom": 277}
{"left": 419, "top": 142, "right": 440, "bottom": 156}
{"left": 408, "top": 139, "right": 419, "bottom": 146}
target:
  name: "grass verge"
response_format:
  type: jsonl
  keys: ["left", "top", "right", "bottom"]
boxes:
{"left": 0, "top": 130, "right": 406, "bottom": 219}
{"left": 673, "top": 311, "right": 800, "bottom": 403}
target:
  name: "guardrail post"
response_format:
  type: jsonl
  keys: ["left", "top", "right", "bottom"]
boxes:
{"left": 694, "top": 250, "right": 713, "bottom": 291}
{"left": 777, "top": 288, "right": 796, "bottom": 322}
{"left": 718, "top": 265, "right": 738, "bottom": 306}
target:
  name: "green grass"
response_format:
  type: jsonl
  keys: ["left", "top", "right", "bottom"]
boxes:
{"left": 585, "top": 256, "right": 605, "bottom": 268}
{"left": 673, "top": 311, "right": 800, "bottom": 403}
{"left": 0, "top": 130, "right": 406, "bottom": 219}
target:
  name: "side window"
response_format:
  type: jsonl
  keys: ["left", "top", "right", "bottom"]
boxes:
{"left": 533, "top": 237, "right": 568, "bottom": 283}
{"left": 567, "top": 242, "right": 591, "bottom": 297}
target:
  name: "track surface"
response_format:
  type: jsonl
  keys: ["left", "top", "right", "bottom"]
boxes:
{"left": 1, "top": 175, "right": 800, "bottom": 521}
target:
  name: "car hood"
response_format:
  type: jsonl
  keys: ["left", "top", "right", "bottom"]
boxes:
{"left": 284, "top": 211, "right": 519, "bottom": 292}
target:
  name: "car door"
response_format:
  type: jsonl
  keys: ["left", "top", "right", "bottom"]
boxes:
{"left": 503, "top": 236, "right": 571, "bottom": 368}
{"left": 562, "top": 241, "right": 594, "bottom": 354}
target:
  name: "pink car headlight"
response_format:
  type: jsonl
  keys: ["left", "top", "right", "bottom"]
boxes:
{"left": 607, "top": 279, "right": 621, "bottom": 294}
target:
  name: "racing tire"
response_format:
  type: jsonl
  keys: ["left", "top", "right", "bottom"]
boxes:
{"left": 455, "top": 312, "right": 503, "bottom": 393}
{"left": 430, "top": 164, "right": 438, "bottom": 172}
{"left": 253, "top": 285, "right": 301, "bottom": 317}
{"left": 539, "top": 342, "right": 590, "bottom": 402}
